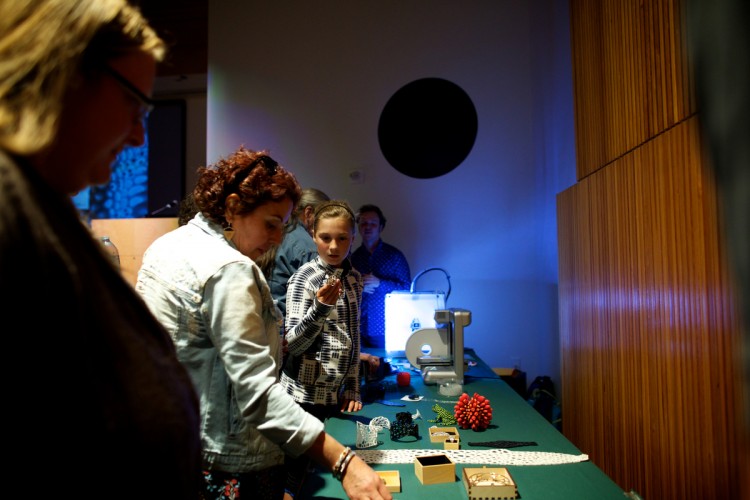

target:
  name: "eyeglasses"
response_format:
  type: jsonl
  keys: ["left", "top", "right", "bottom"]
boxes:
{"left": 103, "top": 65, "right": 155, "bottom": 124}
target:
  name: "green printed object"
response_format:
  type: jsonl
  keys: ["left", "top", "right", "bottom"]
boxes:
{"left": 429, "top": 403, "right": 457, "bottom": 425}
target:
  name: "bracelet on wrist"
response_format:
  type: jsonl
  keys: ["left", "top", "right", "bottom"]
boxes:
{"left": 339, "top": 449, "right": 356, "bottom": 480}
{"left": 333, "top": 446, "right": 351, "bottom": 480}
{"left": 333, "top": 446, "right": 355, "bottom": 481}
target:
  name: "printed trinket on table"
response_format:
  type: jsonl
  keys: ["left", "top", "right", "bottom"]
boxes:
{"left": 428, "top": 426, "right": 459, "bottom": 443}
{"left": 462, "top": 466, "right": 518, "bottom": 500}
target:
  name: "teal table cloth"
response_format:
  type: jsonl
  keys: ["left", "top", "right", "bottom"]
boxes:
{"left": 299, "top": 349, "right": 624, "bottom": 499}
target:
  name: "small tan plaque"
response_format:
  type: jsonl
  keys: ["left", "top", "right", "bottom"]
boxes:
{"left": 376, "top": 470, "right": 401, "bottom": 493}
{"left": 429, "top": 426, "right": 460, "bottom": 443}
{"left": 444, "top": 434, "right": 460, "bottom": 450}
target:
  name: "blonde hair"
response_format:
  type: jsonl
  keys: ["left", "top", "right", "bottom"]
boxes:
{"left": 0, "top": 0, "right": 165, "bottom": 154}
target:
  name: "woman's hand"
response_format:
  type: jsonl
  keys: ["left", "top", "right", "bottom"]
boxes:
{"left": 308, "top": 433, "right": 392, "bottom": 500}
{"left": 342, "top": 455, "right": 392, "bottom": 500}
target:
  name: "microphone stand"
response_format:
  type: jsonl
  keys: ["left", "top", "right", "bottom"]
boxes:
{"left": 149, "top": 199, "right": 179, "bottom": 217}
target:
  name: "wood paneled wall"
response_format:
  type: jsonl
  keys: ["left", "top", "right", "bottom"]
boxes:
{"left": 570, "top": 0, "right": 695, "bottom": 177}
{"left": 559, "top": 0, "right": 744, "bottom": 498}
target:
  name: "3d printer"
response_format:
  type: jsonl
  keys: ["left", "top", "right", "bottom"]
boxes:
{"left": 405, "top": 308, "right": 472, "bottom": 385}
{"left": 384, "top": 268, "right": 471, "bottom": 384}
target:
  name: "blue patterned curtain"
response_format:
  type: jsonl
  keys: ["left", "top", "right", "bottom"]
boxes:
{"left": 90, "top": 132, "right": 149, "bottom": 219}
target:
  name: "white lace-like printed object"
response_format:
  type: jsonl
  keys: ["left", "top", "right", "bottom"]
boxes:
{"left": 356, "top": 448, "right": 589, "bottom": 466}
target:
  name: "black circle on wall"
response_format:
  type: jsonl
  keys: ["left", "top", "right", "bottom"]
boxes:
{"left": 378, "top": 78, "right": 478, "bottom": 179}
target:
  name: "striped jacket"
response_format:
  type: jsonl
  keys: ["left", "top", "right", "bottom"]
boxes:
{"left": 281, "top": 256, "right": 363, "bottom": 405}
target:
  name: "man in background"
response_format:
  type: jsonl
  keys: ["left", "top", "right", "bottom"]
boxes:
{"left": 351, "top": 204, "right": 411, "bottom": 348}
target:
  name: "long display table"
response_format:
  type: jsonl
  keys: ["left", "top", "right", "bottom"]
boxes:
{"left": 299, "top": 349, "right": 624, "bottom": 499}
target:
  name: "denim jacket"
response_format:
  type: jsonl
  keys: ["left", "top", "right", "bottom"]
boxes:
{"left": 136, "top": 213, "right": 324, "bottom": 472}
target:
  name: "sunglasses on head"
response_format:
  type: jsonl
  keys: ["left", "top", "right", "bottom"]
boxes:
{"left": 254, "top": 155, "right": 278, "bottom": 176}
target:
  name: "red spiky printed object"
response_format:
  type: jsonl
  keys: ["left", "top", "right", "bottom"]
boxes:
{"left": 454, "top": 392, "right": 493, "bottom": 431}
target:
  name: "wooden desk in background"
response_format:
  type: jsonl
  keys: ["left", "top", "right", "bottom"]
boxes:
{"left": 91, "top": 218, "right": 177, "bottom": 287}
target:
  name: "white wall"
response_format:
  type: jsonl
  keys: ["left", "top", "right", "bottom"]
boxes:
{"left": 207, "top": 0, "right": 576, "bottom": 389}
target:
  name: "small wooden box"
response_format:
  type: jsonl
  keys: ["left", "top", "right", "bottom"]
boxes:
{"left": 443, "top": 434, "right": 460, "bottom": 450}
{"left": 429, "top": 426, "right": 459, "bottom": 443}
{"left": 462, "top": 466, "right": 518, "bottom": 500}
{"left": 376, "top": 470, "right": 401, "bottom": 493}
{"left": 414, "top": 454, "right": 456, "bottom": 485}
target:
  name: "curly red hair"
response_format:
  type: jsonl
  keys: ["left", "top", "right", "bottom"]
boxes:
{"left": 193, "top": 146, "right": 302, "bottom": 228}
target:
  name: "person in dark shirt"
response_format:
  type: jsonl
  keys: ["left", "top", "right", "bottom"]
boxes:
{"left": 258, "top": 187, "right": 330, "bottom": 316}
{"left": 0, "top": 1, "right": 201, "bottom": 496}
{"left": 351, "top": 204, "right": 411, "bottom": 348}
{"left": 178, "top": 192, "right": 199, "bottom": 226}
